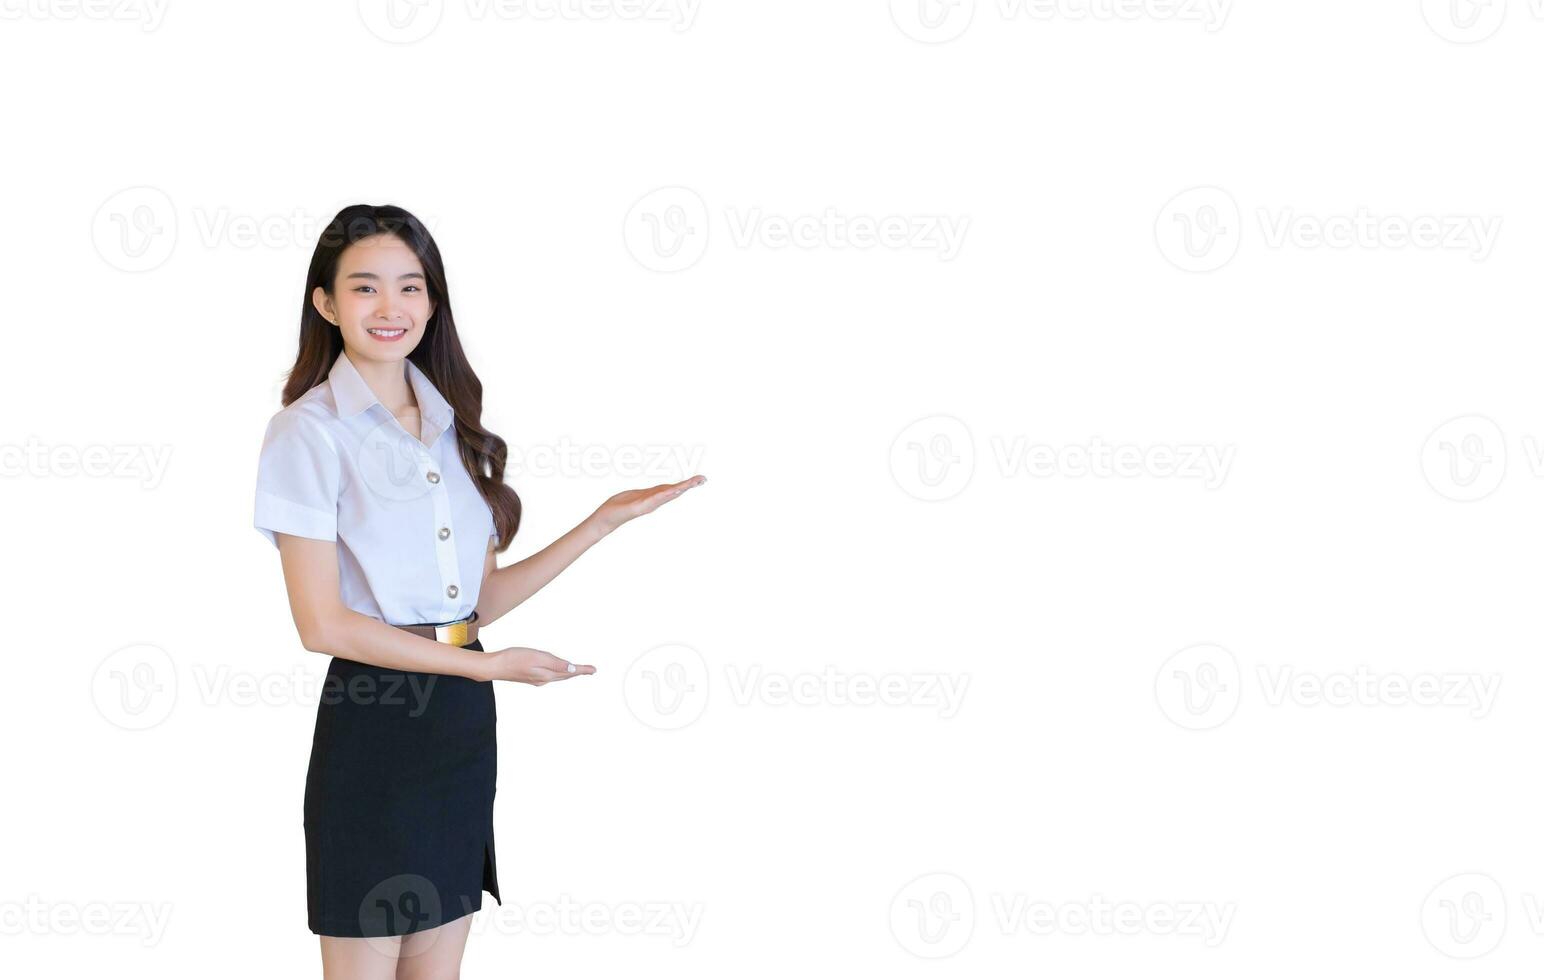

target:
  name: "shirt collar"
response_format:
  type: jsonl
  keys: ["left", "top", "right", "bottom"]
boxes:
{"left": 328, "top": 349, "right": 454, "bottom": 437}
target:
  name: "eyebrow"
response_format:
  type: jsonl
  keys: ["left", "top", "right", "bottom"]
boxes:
{"left": 344, "top": 271, "right": 425, "bottom": 281}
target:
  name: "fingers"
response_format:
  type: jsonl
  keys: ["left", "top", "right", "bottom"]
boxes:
{"left": 656, "top": 475, "right": 707, "bottom": 502}
{"left": 529, "top": 665, "right": 595, "bottom": 683}
{"left": 529, "top": 651, "right": 596, "bottom": 683}
{"left": 622, "top": 476, "right": 707, "bottom": 515}
{"left": 533, "top": 651, "right": 581, "bottom": 672}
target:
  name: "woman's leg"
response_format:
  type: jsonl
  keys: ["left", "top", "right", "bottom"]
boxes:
{"left": 395, "top": 913, "right": 474, "bottom": 980}
{"left": 320, "top": 934, "right": 401, "bottom": 980}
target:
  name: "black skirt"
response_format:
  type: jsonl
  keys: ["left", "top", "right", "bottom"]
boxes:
{"left": 303, "top": 638, "right": 501, "bottom": 938}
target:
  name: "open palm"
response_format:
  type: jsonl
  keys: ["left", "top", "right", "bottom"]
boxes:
{"left": 594, "top": 475, "right": 707, "bottom": 532}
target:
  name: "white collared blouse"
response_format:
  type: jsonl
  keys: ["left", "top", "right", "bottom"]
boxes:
{"left": 254, "top": 349, "right": 496, "bottom": 626}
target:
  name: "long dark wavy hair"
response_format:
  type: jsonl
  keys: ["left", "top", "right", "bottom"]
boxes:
{"left": 280, "top": 203, "right": 521, "bottom": 551}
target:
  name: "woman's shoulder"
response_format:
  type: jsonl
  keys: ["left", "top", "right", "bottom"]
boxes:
{"left": 261, "top": 385, "right": 343, "bottom": 453}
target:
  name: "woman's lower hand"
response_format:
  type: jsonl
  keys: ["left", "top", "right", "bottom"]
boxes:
{"left": 486, "top": 647, "right": 596, "bottom": 685}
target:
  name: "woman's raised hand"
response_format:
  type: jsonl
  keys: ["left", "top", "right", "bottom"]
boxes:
{"left": 486, "top": 647, "right": 596, "bottom": 686}
{"left": 592, "top": 475, "right": 707, "bottom": 534}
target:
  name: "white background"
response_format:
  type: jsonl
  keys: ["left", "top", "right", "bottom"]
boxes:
{"left": 3, "top": 0, "right": 1541, "bottom": 976}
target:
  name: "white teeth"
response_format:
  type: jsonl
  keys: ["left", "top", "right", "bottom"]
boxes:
{"left": 368, "top": 328, "right": 406, "bottom": 337}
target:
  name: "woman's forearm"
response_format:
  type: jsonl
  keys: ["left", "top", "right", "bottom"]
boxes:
{"left": 312, "top": 609, "right": 495, "bottom": 682}
{"left": 476, "top": 513, "right": 611, "bottom": 626}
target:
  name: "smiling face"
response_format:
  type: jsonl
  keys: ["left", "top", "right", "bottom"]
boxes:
{"left": 312, "top": 233, "right": 436, "bottom": 364}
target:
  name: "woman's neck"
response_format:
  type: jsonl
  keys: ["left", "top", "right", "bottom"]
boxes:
{"left": 345, "top": 349, "right": 418, "bottom": 418}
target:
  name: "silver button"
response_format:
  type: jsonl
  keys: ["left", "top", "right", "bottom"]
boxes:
{"left": 426, "top": 471, "right": 441, "bottom": 484}
{"left": 438, "top": 527, "right": 451, "bottom": 540}
{"left": 446, "top": 585, "right": 459, "bottom": 598}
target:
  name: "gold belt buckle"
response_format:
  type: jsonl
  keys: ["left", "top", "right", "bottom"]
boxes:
{"left": 433, "top": 612, "right": 476, "bottom": 646}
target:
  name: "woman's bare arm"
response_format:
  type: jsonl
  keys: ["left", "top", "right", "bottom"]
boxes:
{"left": 268, "top": 476, "right": 706, "bottom": 685}
{"left": 474, "top": 474, "right": 707, "bottom": 626}
{"left": 275, "top": 532, "right": 496, "bottom": 682}
{"left": 474, "top": 514, "right": 609, "bottom": 627}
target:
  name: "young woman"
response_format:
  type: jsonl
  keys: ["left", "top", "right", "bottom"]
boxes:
{"left": 253, "top": 204, "right": 705, "bottom": 979}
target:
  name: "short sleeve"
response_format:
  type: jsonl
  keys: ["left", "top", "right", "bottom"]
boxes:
{"left": 254, "top": 411, "right": 340, "bottom": 548}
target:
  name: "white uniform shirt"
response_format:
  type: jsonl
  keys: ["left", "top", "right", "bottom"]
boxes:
{"left": 254, "top": 349, "right": 496, "bottom": 626}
